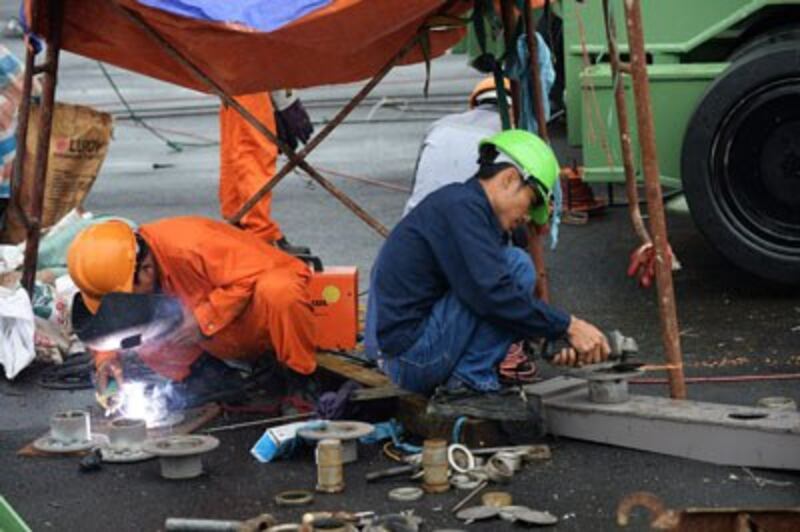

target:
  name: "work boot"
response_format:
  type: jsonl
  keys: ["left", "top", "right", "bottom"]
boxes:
{"left": 167, "top": 354, "right": 249, "bottom": 410}
{"left": 426, "top": 384, "right": 541, "bottom": 423}
{"left": 274, "top": 236, "right": 311, "bottom": 256}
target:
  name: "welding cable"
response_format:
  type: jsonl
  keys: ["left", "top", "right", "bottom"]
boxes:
{"left": 382, "top": 441, "right": 405, "bottom": 463}
{"left": 631, "top": 373, "right": 800, "bottom": 385}
{"left": 451, "top": 416, "right": 467, "bottom": 444}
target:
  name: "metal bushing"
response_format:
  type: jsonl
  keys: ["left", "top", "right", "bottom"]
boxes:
{"left": 579, "top": 365, "right": 643, "bottom": 404}
{"left": 485, "top": 456, "right": 513, "bottom": 484}
{"left": 387, "top": 487, "right": 424, "bottom": 502}
{"left": 450, "top": 474, "right": 483, "bottom": 490}
{"left": 108, "top": 418, "right": 147, "bottom": 451}
{"left": 298, "top": 421, "right": 374, "bottom": 464}
{"left": 316, "top": 439, "right": 345, "bottom": 493}
{"left": 493, "top": 451, "right": 522, "bottom": 472}
{"left": 143, "top": 435, "right": 219, "bottom": 479}
{"left": 422, "top": 439, "right": 449, "bottom": 493}
{"left": 274, "top": 490, "right": 314, "bottom": 507}
{"left": 481, "top": 491, "right": 512, "bottom": 508}
{"left": 51, "top": 410, "right": 90, "bottom": 444}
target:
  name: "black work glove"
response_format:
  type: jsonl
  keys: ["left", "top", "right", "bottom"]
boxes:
{"left": 273, "top": 94, "right": 313, "bottom": 152}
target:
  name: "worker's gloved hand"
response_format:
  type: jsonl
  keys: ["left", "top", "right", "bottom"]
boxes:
{"left": 558, "top": 316, "right": 611, "bottom": 366}
{"left": 94, "top": 351, "right": 124, "bottom": 412}
{"left": 272, "top": 90, "right": 313, "bottom": 152}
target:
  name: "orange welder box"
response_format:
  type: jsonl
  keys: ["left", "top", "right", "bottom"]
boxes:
{"left": 309, "top": 267, "right": 358, "bottom": 351}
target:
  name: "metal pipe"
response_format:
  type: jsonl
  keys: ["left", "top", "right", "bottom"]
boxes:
{"left": 601, "top": 0, "right": 651, "bottom": 246}
{"left": 229, "top": 30, "right": 425, "bottom": 226}
{"left": 109, "top": 0, "right": 389, "bottom": 238}
{"left": 621, "top": 0, "right": 686, "bottom": 399}
{"left": 164, "top": 518, "right": 241, "bottom": 531}
{"left": 21, "top": 0, "right": 63, "bottom": 296}
{"left": 203, "top": 411, "right": 314, "bottom": 434}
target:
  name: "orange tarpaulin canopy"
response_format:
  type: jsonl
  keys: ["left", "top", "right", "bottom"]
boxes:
{"left": 24, "top": 0, "right": 469, "bottom": 94}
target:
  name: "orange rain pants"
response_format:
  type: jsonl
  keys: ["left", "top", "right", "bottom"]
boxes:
{"left": 219, "top": 93, "right": 283, "bottom": 243}
{"left": 135, "top": 216, "right": 316, "bottom": 381}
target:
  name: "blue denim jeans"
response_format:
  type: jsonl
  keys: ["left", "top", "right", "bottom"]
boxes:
{"left": 365, "top": 247, "right": 536, "bottom": 395}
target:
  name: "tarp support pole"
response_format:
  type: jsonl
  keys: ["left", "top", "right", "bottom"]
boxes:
{"left": 620, "top": 0, "right": 686, "bottom": 399}
{"left": 21, "top": 0, "right": 63, "bottom": 296}
{"left": 229, "top": 30, "right": 427, "bottom": 226}
{"left": 109, "top": 0, "right": 390, "bottom": 238}
{"left": 601, "top": 0, "right": 651, "bottom": 246}
{"left": 499, "top": 0, "right": 551, "bottom": 303}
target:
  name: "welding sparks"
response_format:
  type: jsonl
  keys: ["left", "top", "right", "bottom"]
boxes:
{"left": 114, "top": 381, "right": 170, "bottom": 428}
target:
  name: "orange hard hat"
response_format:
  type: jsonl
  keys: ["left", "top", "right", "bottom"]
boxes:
{"left": 67, "top": 220, "right": 137, "bottom": 314}
{"left": 469, "top": 76, "right": 512, "bottom": 109}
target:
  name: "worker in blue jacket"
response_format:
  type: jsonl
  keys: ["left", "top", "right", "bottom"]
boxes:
{"left": 365, "top": 130, "right": 609, "bottom": 397}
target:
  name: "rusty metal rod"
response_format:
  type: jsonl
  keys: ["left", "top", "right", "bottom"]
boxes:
{"left": 22, "top": 0, "right": 63, "bottom": 296}
{"left": 229, "top": 29, "right": 425, "bottom": 226}
{"left": 110, "top": 0, "right": 389, "bottom": 238}
{"left": 621, "top": 0, "right": 685, "bottom": 399}
{"left": 499, "top": 0, "right": 522, "bottom": 127}
{"left": 523, "top": 0, "right": 552, "bottom": 303}
{"left": 601, "top": 0, "right": 651, "bottom": 246}
{"left": 523, "top": 0, "right": 549, "bottom": 141}
{"left": 11, "top": 40, "right": 36, "bottom": 231}
{"left": 500, "top": 0, "right": 551, "bottom": 302}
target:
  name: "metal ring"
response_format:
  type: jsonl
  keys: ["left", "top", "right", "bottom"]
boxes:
{"left": 274, "top": 489, "right": 314, "bottom": 507}
{"left": 447, "top": 444, "right": 476, "bottom": 473}
{"left": 388, "top": 486, "right": 424, "bottom": 502}
{"left": 494, "top": 451, "right": 522, "bottom": 472}
{"left": 450, "top": 473, "right": 482, "bottom": 490}
{"left": 485, "top": 456, "right": 513, "bottom": 483}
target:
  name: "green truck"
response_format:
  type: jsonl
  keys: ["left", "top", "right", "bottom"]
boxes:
{"left": 561, "top": 0, "right": 800, "bottom": 283}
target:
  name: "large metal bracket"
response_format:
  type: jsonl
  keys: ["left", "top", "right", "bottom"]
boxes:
{"left": 524, "top": 377, "right": 800, "bottom": 470}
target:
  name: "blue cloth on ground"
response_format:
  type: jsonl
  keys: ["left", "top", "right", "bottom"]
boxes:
{"left": 137, "top": 0, "right": 332, "bottom": 32}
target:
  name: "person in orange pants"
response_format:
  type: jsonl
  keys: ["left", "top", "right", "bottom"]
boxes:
{"left": 67, "top": 216, "right": 317, "bottom": 407}
{"left": 219, "top": 92, "right": 312, "bottom": 254}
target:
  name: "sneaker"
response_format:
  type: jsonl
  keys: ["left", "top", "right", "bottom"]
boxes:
{"left": 426, "top": 385, "right": 539, "bottom": 422}
{"left": 278, "top": 369, "right": 320, "bottom": 415}
{"left": 498, "top": 341, "right": 539, "bottom": 385}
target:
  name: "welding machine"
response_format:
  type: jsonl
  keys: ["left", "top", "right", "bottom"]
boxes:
{"left": 308, "top": 266, "right": 358, "bottom": 351}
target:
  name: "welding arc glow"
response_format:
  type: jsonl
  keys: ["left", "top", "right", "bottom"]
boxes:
{"left": 116, "top": 381, "right": 169, "bottom": 428}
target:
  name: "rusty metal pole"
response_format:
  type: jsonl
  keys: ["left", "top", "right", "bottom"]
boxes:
{"left": 621, "top": 0, "right": 686, "bottom": 399}
{"left": 230, "top": 31, "right": 424, "bottom": 225}
{"left": 503, "top": 0, "right": 551, "bottom": 302}
{"left": 11, "top": 40, "right": 36, "bottom": 231}
{"left": 109, "top": 0, "right": 389, "bottom": 238}
{"left": 21, "top": 0, "right": 63, "bottom": 296}
{"left": 522, "top": 0, "right": 549, "bottom": 141}
{"left": 601, "top": 0, "right": 651, "bottom": 246}
{"left": 499, "top": 0, "right": 521, "bottom": 127}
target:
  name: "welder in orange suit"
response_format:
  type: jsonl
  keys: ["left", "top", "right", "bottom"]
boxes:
{"left": 67, "top": 217, "right": 317, "bottom": 405}
{"left": 219, "top": 91, "right": 313, "bottom": 254}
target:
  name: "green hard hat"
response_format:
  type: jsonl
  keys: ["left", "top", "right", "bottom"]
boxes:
{"left": 479, "top": 129, "right": 560, "bottom": 225}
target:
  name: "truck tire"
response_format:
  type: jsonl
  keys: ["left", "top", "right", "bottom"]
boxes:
{"left": 681, "top": 42, "right": 800, "bottom": 284}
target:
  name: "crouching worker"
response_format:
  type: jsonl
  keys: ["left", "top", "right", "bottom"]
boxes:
{"left": 67, "top": 216, "right": 317, "bottom": 410}
{"left": 365, "top": 130, "right": 610, "bottom": 412}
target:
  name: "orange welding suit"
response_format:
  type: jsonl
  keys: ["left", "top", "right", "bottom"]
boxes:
{"left": 134, "top": 216, "right": 316, "bottom": 381}
{"left": 219, "top": 93, "right": 283, "bottom": 243}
